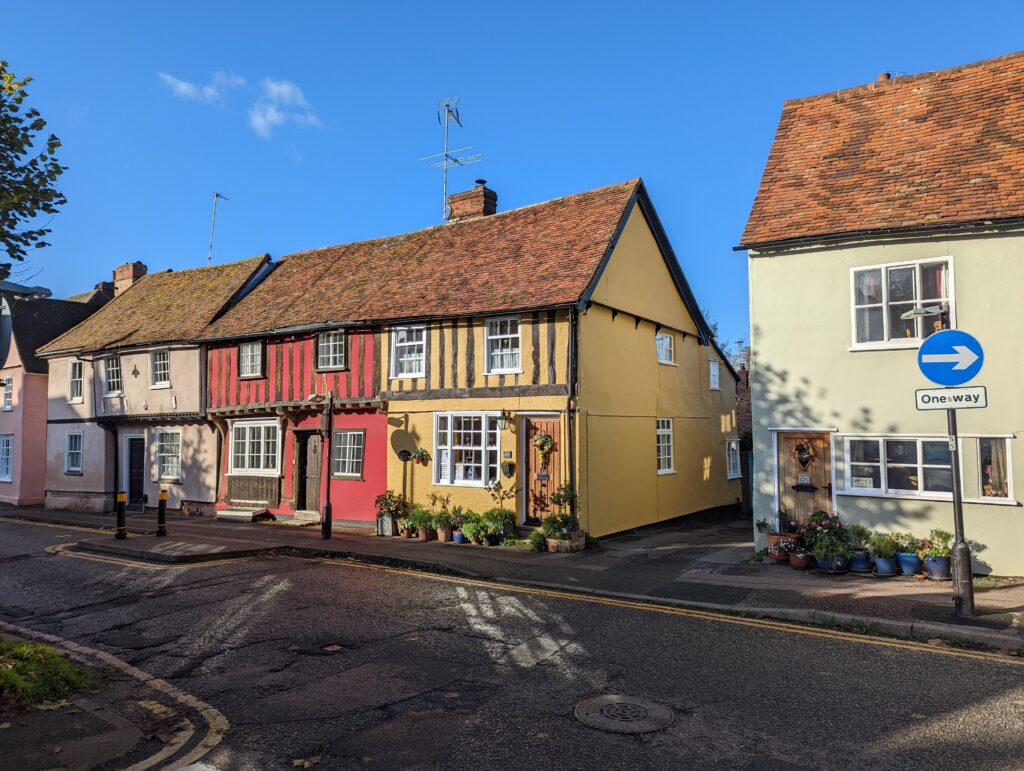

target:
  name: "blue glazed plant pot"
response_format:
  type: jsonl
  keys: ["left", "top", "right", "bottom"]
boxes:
{"left": 897, "top": 552, "right": 922, "bottom": 576}
{"left": 874, "top": 557, "right": 898, "bottom": 576}
{"left": 924, "top": 555, "right": 951, "bottom": 580}
{"left": 453, "top": 532, "right": 467, "bottom": 544}
{"left": 817, "top": 554, "right": 849, "bottom": 574}
{"left": 849, "top": 551, "right": 872, "bottom": 572}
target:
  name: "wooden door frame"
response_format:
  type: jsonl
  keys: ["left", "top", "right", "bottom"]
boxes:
{"left": 517, "top": 412, "right": 562, "bottom": 526}
{"left": 123, "top": 433, "right": 147, "bottom": 508}
{"left": 770, "top": 426, "right": 837, "bottom": 526}
{"left": 293, "top": 429, "right": 321, "bottom": 514}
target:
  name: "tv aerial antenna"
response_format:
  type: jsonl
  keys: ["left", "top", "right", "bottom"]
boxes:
{"left": 418, "top": 97, "right": 481, "bottom": 221}
{"left": 208, "top": 192, "right": 228, "bottom": 264}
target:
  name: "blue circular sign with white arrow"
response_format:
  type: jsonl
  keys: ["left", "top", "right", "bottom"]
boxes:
{"left": 917, "top": 329, "right": 984, "bottom": 386}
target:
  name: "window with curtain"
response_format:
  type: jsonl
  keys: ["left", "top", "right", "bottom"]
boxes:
{"left": 979, "top": 438, "right": 1010, "bottom": 499}
{"left": 239, "top": 342, "right": 262, "bottom": 378}
{"left": 485, "top": 317, "right": 521, "bottom": 374}
{"left": 157, "top": 430, "right": 182, "bottom": 480}
{"left": 390, "top": 326, "right": 426, "bottom": 378}
{"left": 852, "top": 259, "right": 951, "bottom": 345}
{"left": 846, "top": 437, "right": 952, "bottom": 495}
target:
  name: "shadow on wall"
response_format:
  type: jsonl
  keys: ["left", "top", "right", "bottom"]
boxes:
{"left": 749, "top": 325, "right": 991, "bottom": 572}
{"left": 389, "top": 416, "right": 421, "bottom": 503}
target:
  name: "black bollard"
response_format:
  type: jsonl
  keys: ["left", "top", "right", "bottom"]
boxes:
{"left": 115, "top": 491, "right": 127, "bottom": 540}
{"left": 156, "top": 489, "right": 168, "bottom": 537}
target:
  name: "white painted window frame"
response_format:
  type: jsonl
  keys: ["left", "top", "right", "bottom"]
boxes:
{"left": 228, "top": 419, "right": 282, "bottom": 475}
{"left": 150, "top": 349, "right": 171, "bottom": 388}
{"left": 842, "top": 434, "right": 955, "bottom": 501}
{"left": 238, "top": 341, "right": 262, "bottom": 379}
{"left": 103, "top": 356, "right": 122, "bottom": 396}
{"left": 848, "top": 256, "right": 955, "bottom": 351}
{"left": 656, "top": 418, "right": 675, "bottom": 475}
{"left": 65, "top": 432, "right": 84, "bottom": 474}
{"left": 970, "top": 436, "right": 1015, "bottom": 505}
{"left": 389, "top": 325, "right": 427, "bottom": 379}
{"left": 484, "top": 316, "right": 522, "bottom": 375}
{"left": 317, "top": 331, "right": 346, "bottom": 371}
{"left": 156, "top": 429, "right": 182, "bottom": 481}
{"left": 68, "top": 359, "right": 84, "bottom": 403}
{"left": 433, "top": 411, "right": 501, "bottom": 488}
{"left": 0, "top": 434, "right": 12, "bottom": 482}
{"left": 726, "top": 438, "right": 741, "bottom": 479}
{"left": 2, "top": 377, "right": 12, "bottom": 411}
{"left": 709, "top": 361, "right": 720, "bottom": 391}
{"left": 332, "top": 429, "right": 366, "bottom": 478}
{"left": 655, "top": 331, "right": 675, "bottom": 365}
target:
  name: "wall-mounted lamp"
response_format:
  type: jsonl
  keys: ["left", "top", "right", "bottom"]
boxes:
{"left": 496, "top": 409, "right": 514, "bottom": 431}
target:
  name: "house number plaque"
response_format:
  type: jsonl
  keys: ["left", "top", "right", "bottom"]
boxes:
{"left": 798, "top": 474, "right": 811, "bottom": 485}
{"left": 536, "top": 473, "right": 551, "bottom": 481}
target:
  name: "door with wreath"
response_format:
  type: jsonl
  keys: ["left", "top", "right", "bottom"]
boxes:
{"left": 777, "top": 433, "right": 832, "bottom": 522}
{"left": 524, "top": 418, "right": 561, "bottom": 525}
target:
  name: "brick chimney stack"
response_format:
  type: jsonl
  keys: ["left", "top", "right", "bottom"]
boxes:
{"left": 447, "top": 180, "right": 497, "bottom": 222}
{"left": 113, "top": 261, "right": 147, "bottom": 296}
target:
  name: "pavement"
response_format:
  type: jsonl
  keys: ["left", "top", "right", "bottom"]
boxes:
{"left": 1, "top": 517, "right": 1022, "bottom": 770}
{"left": 4, "top": 505, "right": 1023, "bottom": 653}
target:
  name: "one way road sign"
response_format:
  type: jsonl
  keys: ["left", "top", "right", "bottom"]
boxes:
{"left": 917, "top": 330, "right": 984, "bottom": 386}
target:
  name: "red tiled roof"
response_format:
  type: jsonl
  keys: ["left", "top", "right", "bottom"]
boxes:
{"left": 740, "top": 51, "right": 1024, "bottom": 248}
{"left": 202, "top": 179, "right": 642, "bottom": 338}
{"left": 38, "top": 255, "right": 269, "bottom": 355}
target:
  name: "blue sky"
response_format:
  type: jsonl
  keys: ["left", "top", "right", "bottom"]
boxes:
{"left": 6, "top": 1, "right": 1024, "bottom": 344}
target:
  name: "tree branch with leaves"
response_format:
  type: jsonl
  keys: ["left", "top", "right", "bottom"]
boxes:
{"left": 1, "top": 61, "right": 66, "bottom": 265}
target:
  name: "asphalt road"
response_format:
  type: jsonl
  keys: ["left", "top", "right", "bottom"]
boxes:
{"left": 1, "top": 519, "right": 1022, "bottom": 770}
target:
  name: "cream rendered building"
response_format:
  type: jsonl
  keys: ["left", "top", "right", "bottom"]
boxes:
{"left": 740, "top": 54, "right": 1024, "bottom": 575}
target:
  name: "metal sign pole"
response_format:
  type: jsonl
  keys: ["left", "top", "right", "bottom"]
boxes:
{"left": 946, "top": 408, "right": 975, "bottom": 617}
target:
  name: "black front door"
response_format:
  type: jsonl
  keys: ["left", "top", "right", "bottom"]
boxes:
{"left": 127, "top": 437, "right": 145, "bottom": 507}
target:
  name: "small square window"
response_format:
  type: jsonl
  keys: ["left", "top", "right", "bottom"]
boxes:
{"left": 317, "top": 331, "right": 346, "bottom": 370}
{"left": 239, "top": 341, "right": 263, "bottom": 378}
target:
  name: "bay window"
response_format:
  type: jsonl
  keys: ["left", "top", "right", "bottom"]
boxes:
{"left": 852, "top": 258, "right": 952, "bottom": 346}
{"left": 434, "top": 412, "right": 499, "bottom": 486}
{"left": 230, "top": 421, "right": 280, "bottom": 474}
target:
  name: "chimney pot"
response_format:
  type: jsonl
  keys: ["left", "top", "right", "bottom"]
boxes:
{"left": 113, "top": 261, "right": 147, "bottom": 296}
{"left": 877, "top": 72, "right": 892, "bottom": 82}
{"left": 447, "top": 183, "right": 497, "bottom": 222}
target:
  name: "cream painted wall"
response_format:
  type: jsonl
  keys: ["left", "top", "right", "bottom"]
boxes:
{"left": 749, "top": 229, "right": 1024, "bottom": 574}
{"left": 115, "top": 423, "right": 218, "bottom": 509}
{"left": 579, "top": 207, "right": 741, "bottom": 537}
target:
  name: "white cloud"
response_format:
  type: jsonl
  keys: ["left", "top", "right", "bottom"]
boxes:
{"left": 247, "top": 78, "right": 320, "bottom": 139}
{"left": 157, "top": 71, "right": 246, "bottom": 105}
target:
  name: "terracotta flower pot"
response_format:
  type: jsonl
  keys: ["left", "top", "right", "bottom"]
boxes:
{"left": 418, "top": 527, "right": 436, "bottom": 542}
{"left": 789, "top": 553, "right": 812, "bottom": 570}
{"left": 436, "top": 525, "right": 453, "bottom": 542}
{"left": 400, "top": 529, "right": 414, "bottom": 539}
{"left": 769, "top": 550, "right": 790, "bottom": 564}
{"left": 766, "top": 533, "right": 797, "bottom": 547}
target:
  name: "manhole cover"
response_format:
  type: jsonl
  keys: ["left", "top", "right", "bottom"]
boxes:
{"left": 574, "top": 695, "right": 674, "bottom": 734}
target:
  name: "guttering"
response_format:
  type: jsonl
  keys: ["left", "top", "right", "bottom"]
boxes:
{"left": 734, "top": 215, "right": 1024, "bottom": 253}
{"left": 37, "top": 340, "right": 201, "bottom": 360}
{"left": 567, "top": 306, "right": 580, "bottom": 529}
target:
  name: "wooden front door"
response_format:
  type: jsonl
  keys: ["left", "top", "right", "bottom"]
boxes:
{"left": 776, "top": 433, "right": 832, "bottom": 522}
{"left": 296, "top": 432, "right": 321, "bottom": 512}
{"left": 127, "top": 437, "right": 146, "bottom": 508}
{"left": 523, "top": 418, "right": 561, "bottom": 525}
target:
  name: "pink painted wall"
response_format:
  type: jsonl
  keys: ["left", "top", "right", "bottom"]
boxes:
{"left": 0, "top": 342, "right": 50, "bottom": 505}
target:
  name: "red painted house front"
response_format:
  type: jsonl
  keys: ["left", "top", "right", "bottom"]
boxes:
{"left": 206, "top": 329, "right": 385, "bottom": 524}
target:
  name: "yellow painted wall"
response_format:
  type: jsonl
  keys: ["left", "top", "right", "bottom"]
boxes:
{"left": 579, "top": 207, "right": 741, "bottom": 536}
{"left": 381, "top": 310, "right": 569, "bottom": 394}
{"left": 385, "top": 395, "right": 569, "bottom": 516}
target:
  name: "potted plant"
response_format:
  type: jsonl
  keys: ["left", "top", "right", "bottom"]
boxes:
{"left": 868, "top": 532, "right": 899, "bottom": 577}
{"left": 848, "top": 524, "right": 873, "bottom": 572}
{"left": 408, "top": 505, "right": 435, "bottom": 542}
{"left": 478, "top": 512, "right": 505, "bottom": 546}
{"left": 799, "top": 511, "right": 852, "bottom": 573}
{"left": 789, "top": 542, "right": 813, "bottom": 570}
{"left": 426, "top": 493, "right": 454, "bottom": 542}
{"left": 528, "top": 530, "right": 548, "bottom": 551}
{"left": 541, "top": 510, "right": 584, "bottom": 553}
{"left": 894, "top": 532, "right": 922, "bottom": 576}
{"left": 484, "top": 507, "right": 516, "bottom": 538}
{"left": 374, "top": 490, "right": 410, "bottom": 537}
{"left": 766, "top": 510, "right": 799, "bottom": 547}
{"left": 411, "top": 448, "right": 431, "bottom": 466}
{"left": 397, "top": 515, "right": 417, "bottom": 539}
{"left": 768, "top": 538, "right": 795, "bottom": 564}
{"left": 459, "top": 511, "right": 483, "bottom": 544}
{"left": 922, "top": 528, "right": 953, "bottom": 580}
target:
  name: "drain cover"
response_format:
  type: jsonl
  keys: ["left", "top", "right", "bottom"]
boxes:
{"left": 574, "top": 695, "right": 674, "bottom": 734}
